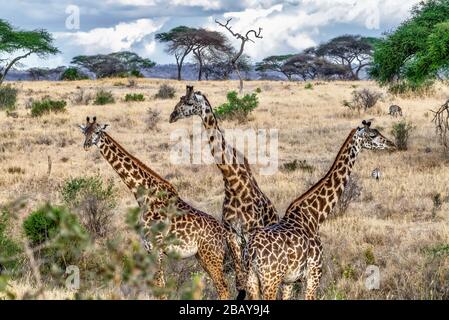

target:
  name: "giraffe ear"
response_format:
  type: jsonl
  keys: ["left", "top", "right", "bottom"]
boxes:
{"left": 102, "top": 124, "right": 109, "bottom": 130}
{"left": 86, "top": 116, "right": 90, "bottom": 123}
{"left": 93, "top": 116, "right": 97, "bottom": 123}
{"left": 78, "top": 124, "right": 86, "bottom": 133}
{"left": 186, "top": 85, "right": 194, "bottom": 97}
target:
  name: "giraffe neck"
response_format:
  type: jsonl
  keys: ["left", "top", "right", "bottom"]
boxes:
{"left": 285, "top": 129, "right": 362, "bottom": 232}
{"left": 197, "top": 94, "right": 252, "bottom": 182}
{"left": 97, "top": 132, "right": 177, "bottom": 207}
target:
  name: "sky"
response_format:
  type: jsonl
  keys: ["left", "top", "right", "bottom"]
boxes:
{"left": 2, "top": 0, "right": 421, "bottom": 69}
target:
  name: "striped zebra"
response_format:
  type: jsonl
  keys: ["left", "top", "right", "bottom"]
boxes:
{"left": 389, "top": 105, "right": 402, "bottom": 117}
{"left": 371, "top": 168, "right": 381, "bottom": 181}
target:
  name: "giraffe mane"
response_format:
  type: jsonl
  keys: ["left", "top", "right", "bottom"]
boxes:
{"left": 200, "top": 92, "right": 254, "bottom": 173}
{"left": 103, "top": 132, "right": 177, "bottom": 194}
{"left": 285, "top": 128, "right": 357, "bottom": 213}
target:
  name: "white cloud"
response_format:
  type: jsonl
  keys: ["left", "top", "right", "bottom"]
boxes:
{"left": 106, "top": 0, "right": 221, "bottom": 10}
{"left": 55, "top": 18, "right": 166, "bottom": 55}
{"left": 208, "top": 0, "right": 420, "bottom": 61}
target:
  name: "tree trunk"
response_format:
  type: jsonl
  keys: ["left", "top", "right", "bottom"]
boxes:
{"left": 176, "top": 61, "right": 182, "bottom": 81}
{"left": 234, "top": 65, "right": 243, "bottom": 94}
{"left": 0, "top": 51, "right": 34, "bottom": 85}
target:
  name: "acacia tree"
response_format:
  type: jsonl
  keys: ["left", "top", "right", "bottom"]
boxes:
{"left": 71, "top": 51, "right": 154, "bottom": 78}
{"left": 191, "top": 29, "right": 227, "bottom": 81}
{"left": 0, "top": 19, "right": 58, "bottom": 85}
{"left": 156, "top": 26, "right": 198, "bottom": 80}
{"left": 370, "top": 0, "right": 449, "bottom": 90}
{"left": 215, "top": 18, "right": 262, "bottom": 93}
{"left": 315, "top": 35, "right": 375, "bottom": 80}
{"left": 27, "top": 66, "right": 66, "bottom": 80}
{"left": 255, "top": 55, "right": 296, "bottom": 80}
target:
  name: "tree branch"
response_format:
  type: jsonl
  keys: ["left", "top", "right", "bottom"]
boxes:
{"left": 0, "top": 50, "right": 34, "bottom": 84}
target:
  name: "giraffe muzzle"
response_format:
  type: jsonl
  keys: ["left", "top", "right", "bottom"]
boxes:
{"left": 169, "top": 112, "right": 178, "bottom": 123}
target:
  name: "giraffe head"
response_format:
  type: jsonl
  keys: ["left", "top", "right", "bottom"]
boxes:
{"left": 356, "top": 120, "right": 396, "bottom": 150}
{"left": 78, "top": 116, "right": 109, "bottom": 150}
{"left": 169, "top": 85, "right": 205, "bottom": 123}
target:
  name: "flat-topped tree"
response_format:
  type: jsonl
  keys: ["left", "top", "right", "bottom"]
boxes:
{"left": 191, "top": 29, "right": 228, "bottom": 81}
{"left": 315, "top": 35, "right": 374, "bottom": 80}
{"left": 71, "top": 51, "right": 155, "bottom": 78}
{"left": 215, "top": 18, "right": 262, "bottom": 93}
{"left": 0, "top": 19, "right": 59, "bottom": 85}
{"left": 255, "top": 55, "right": 295, "bottom": 80}
{"left": 156, "top": 26, "right": 198, "bottom": 81}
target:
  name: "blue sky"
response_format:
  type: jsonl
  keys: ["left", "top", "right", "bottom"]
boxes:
{"left": 2, "top": 0, "right": 420, "bottom": 68}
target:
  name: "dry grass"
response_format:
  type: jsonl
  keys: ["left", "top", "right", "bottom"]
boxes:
{"left": 1, "top": 78, "right": 448, "bottom": 299}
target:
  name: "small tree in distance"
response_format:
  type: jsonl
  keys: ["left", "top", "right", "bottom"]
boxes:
{"left": 156, "top": 26, "right": 198, "bottom": 81}
{"left": 215, "top": 18, "right": 262, "bottom": 93}
{"left": 71, "top": 51, "right": 155, "bottom": 79}
{"left": 0, "top": 19, "right": 59, "bottom": 85}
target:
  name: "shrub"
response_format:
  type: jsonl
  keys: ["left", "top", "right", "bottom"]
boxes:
{"left": 60, "top": 67, "right": 89, "bottom": 81}
{"left": 71, "top": 88, "right": 94, "bottom": 105}
{"left": 0, "top": 210, "right": 23, "bottom": 272}
{"left": 0, "top": 85, "right": 17, "bottom": 111}
{"left": 304, "top": 83, "right": 313, "bottom": 90}
{"left": 155, "top": 84, "right": 176, "bottom": 99}
{"left": 334, "top": 175, "right": 362, "bottom": 216}
{"left": 130, "top": 70, "right": 144, "bottom": 78}
{"left": 23, "top": 204, "right": 89, "bottom": 267}
{"left": 343, "top": 89, "right": 382, "bottom": 113}
{"left": 281, "top": 159, "right": 315, "bottom": 173}
{"left": 391, "top": 120, "right": 414, "bottom": 151}
{"left": 214, "top": 91, "right": 258, "bottom": 121}
{"left": 255, "top": 87, "right": 262, "bottom": 93}
{"left": 388, "top": 81, "right": 434, "bottom": 96}
{"left": 125, "top": 93, "right": 145, "bottom": 102}
{"left": 94, "top": 90, "right": 115, "bottom": 105}
{"left": 31, "top": 99, "right": 67, "bottom": 117}
{"left": 145, "top": 108, "right": 161, "bottom": 131}
{"left": 61, "top": 176, "right": 116, "bottom": 239}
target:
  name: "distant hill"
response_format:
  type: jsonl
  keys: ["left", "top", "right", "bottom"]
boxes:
{"left": 5, "top": 63, "right": 286, "bottom": 82}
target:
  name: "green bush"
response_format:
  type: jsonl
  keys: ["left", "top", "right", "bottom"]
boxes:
{"left": 130, "top": 69, "right": 144, "bottom": 78}
{"left": 391, "top": 120, "right": 414, "bottom": 151}
{"left": 281, "top": 159, "right": 315, "bottom": 173}
{"left": 60, "top": 67, "right": 89, "bottom": 81}
{"left": 0, "top": 210, "right": 23, "bottom": 272}
{"left": 0, "top": 85, "right": 18, "bottom": 111}
{"left": 124, "top": 93, "right": 145, "bottom": 102}
{"left": 304, "top": 83, "right": 313, "bottom": 90}
{"left": 31, "top": 99, "right": 67, "bottom": 117}
{"left": 61, "top": 176, "right": 116, "bottom": 239}
{"left": 214, "top": 91, "right": 259, "bottom": 121}
{"left": 155, "top": 84, "right": 176, "bottom": 99}
{"left": 94, "top": 90, "right": 115, "bottom": 105}
{"left": 23, "top": 204, "right": 89, "bottom": 267}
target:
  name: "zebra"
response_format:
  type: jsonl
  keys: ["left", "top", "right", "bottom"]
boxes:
{"left": 389, "top": 104, "right": 402, "bottom": 117}
{"left": 371, "top": 168, "right": 381, "bottom": 181}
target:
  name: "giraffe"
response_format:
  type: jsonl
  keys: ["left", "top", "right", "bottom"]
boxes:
{"left": 239, "top": 120, "right": 396, "bottom": 300}
{"left": 169, "top": 86, "right": 279, "bottom": 293}
{"left": 78, "top": 116, "right": 229, "bottom": 299}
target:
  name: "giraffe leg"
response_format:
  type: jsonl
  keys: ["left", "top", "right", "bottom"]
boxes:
{"left": 226, "top": 231, "right": 246, "bottom": 291}
{"left": 196, "top": 245, "right": 229, "bottom": 300}
{"left": 305, "top": 239, "right": 323, "bottom": 300}
{"left": 245, "top": 266, "right": 260, "bottom": 300}
{"left": 281, "top": 283, "right": 294, "bottom": 300}
{"left": 153, "top": 249, "right": 168, "bottom": 300}
{"left": 260, "top": 275, "right": 282, "bottom": 300}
